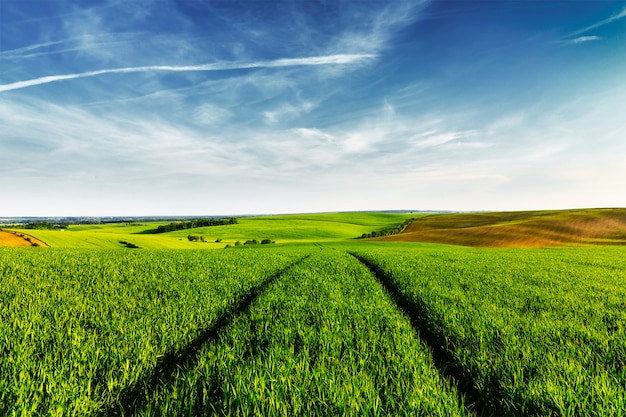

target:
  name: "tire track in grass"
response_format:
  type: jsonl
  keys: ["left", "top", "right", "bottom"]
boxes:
{"left": 97, "top": 254, "right": 311, "bottom": 416}
{"left": 146, "top": 250, "right": 469, "bottom": 416}
{"left": 349, "top": 252, "right": 482, "bottom": 416}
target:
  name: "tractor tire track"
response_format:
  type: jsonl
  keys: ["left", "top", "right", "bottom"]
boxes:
{"left": 348, "top": 252, "right": 484, "bottom": 416}
{"left": 97, "top": 254, "right": 311, "bottom": 416}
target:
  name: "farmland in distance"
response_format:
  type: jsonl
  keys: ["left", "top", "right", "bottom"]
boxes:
{"left": 375, "top": 208, "right": 626, "bottom": 247}
{"left": 1, "top": 212, "right": 419, "bottom": 249}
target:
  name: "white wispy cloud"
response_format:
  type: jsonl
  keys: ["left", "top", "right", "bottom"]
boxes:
{"left": 290, "top": 128, "right": 334, "bottom": 142}
{"left": 0, "top": 39, "right": 69, "bottom": 59}
{"left": 570, "top": 6, "right": 626, "bottom": 37}
{"left": 264, "top": 100, "right": 316, "bottom": 124}
{"left": 0, "top": 33, "right": 141, "bottom": 60}
{"left": 0, "top": 54, "right": 375, "bottom": 92}
{"left": 191, "top": 103, "right": 232, "bottom": 126}
{"left": 413, "top": 130, "right": 478, "bottom": 148}
{"left": 333, "top": 0, "right": 429, "bottom": 56}
{"left": 0, "top": 97, "right": 235, "bottom": 181}
{"left": 568, "top": 35, "right": 601, "bottom": 44}
{"left": 557, "top": 35, "right": 602, "bottom": 46}
{"left": 557, "top": 6, "right": 625, "bottom": 46}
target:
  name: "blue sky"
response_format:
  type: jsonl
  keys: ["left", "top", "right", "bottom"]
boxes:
{"left": 1, "top": 0, "right": 625, "bottom": 216}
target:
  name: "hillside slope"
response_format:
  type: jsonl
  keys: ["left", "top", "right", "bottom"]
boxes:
{"left": 375, "top": 208, "right": 626, "bottom": 247}
{"left": 3, "top": 212, "right": 415, "bottom": 248}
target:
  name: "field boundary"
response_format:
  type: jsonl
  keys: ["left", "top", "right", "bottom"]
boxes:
{"left": 97, "top": 254, "right": 311, "bottom": 416}
{"left": 348, "top": 252, "right": 481, "bottom": 416}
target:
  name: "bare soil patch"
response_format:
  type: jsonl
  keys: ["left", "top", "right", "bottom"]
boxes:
{"left": 0, "top": 230, "right": 48, "bottom": 247}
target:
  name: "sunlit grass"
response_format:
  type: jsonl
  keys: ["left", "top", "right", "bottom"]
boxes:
{"left": 126, "top": 251, "right": 469, "bottom": 416}
{"left": 16, "top": 212, "right": 416, "bottom": 248}
{"left": 0, "top": 247, "right": 308, "bottom": 415}
{"left": 353, "top": 245, "right": 626, "bottom": 415}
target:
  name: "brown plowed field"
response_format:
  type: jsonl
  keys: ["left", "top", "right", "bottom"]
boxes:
{"left": 375, "top": 208, "right": 626, "bottom": 248}
{"left": 0, "top": 231, "right": 48, "bottom": 247}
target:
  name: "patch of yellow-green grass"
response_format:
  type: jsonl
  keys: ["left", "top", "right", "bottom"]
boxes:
{"left": 164, "top": 213, "right": 420, "bottom": 245}
{"left": 10, "top": 229, "right": 108, "bottom": 249}
{"left": 164, "top": 219, "right": 360, "bottom": 243}
{"left": 20, "top": 212, "right": 418, "bottom": 249}
{"left": 13, "top": 229, "right": 201, "bottom": 249}
{"left": 63, "top": 222, "right": 168, "bottom": 234}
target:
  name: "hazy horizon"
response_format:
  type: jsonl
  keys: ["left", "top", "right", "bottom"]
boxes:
{"left": 2, "top": 1, "right": 625, "bottom": 217}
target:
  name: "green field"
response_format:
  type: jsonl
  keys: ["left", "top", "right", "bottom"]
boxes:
{"left": 350, "top": 245, "right": 626, "bottom": 415}
{"left": 2, "top": 210, "right": 626, "bottom": 415}
{"left": 12, "top": 212, "right": 419, "bottom": 249}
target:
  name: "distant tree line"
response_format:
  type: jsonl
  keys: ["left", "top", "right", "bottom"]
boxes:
{"left": 2, "top": 222, "right": 68, "bottom": 230}
{"left": 24, "top": 222, "right": 69, "bottom": 230}
{"left": 360, "top": 218, "right": 416, "bottom": 239}
{"left": 155, "top": 218, "right": 238, "bottom": 234}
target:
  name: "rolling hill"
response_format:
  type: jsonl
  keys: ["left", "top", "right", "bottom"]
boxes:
{"left": 4, "top": 209, "right": 626, "bottom": 249}
{"left": 375, "top": 208, "right": 626, "bottom": 247}
{"left": 1, "top": 212, "right": 417, "bottom": 249}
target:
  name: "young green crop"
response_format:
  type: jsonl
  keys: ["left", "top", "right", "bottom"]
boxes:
{"left": 138, "top": 251, "right": 469, "bottom": 416}
{"left": 0, "top": 247, "right": 309, "bottom": 415}
{"left": 3, "top": 241, "right": 625, "bottom": 416}
{"left": 352, "top": 245, "right": 626, "bottom": 416}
